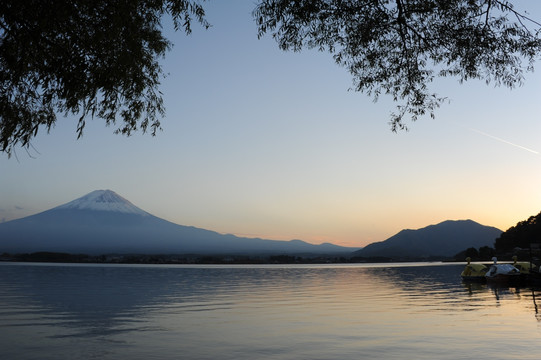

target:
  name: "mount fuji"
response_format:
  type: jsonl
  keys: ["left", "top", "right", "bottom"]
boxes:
{"left": 0, "top": 190, "right": 354, "bottom": 255}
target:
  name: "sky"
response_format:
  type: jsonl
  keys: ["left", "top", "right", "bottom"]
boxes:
{"left": 2, "top": 1, "right": 541, "bottom": 248}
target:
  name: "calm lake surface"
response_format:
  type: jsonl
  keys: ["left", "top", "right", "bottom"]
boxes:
{"left": 1, "top": 262, "right": 541, "bottom": 360}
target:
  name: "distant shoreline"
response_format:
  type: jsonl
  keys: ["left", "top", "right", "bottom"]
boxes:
{"left": 0, "top": 251, "right": 505, "bottom": 265}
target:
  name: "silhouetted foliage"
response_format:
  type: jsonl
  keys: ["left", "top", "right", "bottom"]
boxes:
{"left": 478, "top": 245, "right": 495, "bottom": 259}
{"left": 453, "top": 245, "right": 495, "bottom": 261}
{"left": 0, "top": 0, "right": 208, "bottom": 156}
{"left": 254, "top": 0, "right": 541, "bottom": 130}
{"left": 3, "top": 1, "right": 541, "bottom": 155}
{"left": 269, "top": 254, "right": 298, "bottom": 263}
{"left": 14, "top": 251, "right": 90, "bottom": 262}
{"left": 464, "top": 247, "right": 480, "bottom": 259}
{"left": 495, "top": 211, "right": 541, "bottom": 253}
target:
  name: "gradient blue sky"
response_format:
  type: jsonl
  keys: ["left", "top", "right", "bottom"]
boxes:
{"left": 2, "top": 1, "right": 541, "bottom": 247}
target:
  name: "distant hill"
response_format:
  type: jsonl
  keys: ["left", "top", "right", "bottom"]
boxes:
{"left": 353, "top": 220, "right": 502, "bottom": 259}
{"left": 0, "top": 190, "right": 356, "bottom": 256}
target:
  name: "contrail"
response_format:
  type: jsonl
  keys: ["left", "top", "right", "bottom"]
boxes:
{"left": 468, "top": 127, "right": 539, "bottom": 155}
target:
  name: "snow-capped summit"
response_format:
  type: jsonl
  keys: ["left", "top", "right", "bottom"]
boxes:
{"left": 53, "top": 189, "right": 149, "bottom": 216}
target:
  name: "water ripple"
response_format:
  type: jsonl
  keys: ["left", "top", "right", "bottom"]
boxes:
{"left": 1, "top": 263, "right": 541, "bottom": 359}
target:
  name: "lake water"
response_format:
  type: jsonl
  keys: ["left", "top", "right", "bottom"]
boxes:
{"left": 1, "top": 262, "right": 541, "bottom": 360}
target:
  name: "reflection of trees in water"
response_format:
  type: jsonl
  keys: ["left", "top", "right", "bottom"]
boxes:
{"left": 462, "top": 281, "right": 486, "bottom": 295}
{"left": 364, "top": 264, "right": 541, "bottom": 322}
{"left": 487, "top": 283, "right": 520, "bottom": 302}
{"left": 531, "top": 289, "right": 541, "bottom": 322}
{"left": 518, "top": 287, "right": 541, "bottom": 322}
{"left": 462, "top": 278, "right": 541, "bottom": 321}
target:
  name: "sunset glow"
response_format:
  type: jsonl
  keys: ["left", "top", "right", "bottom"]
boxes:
{"left": 2, "top": 1, "right": 541, "bottom": 248}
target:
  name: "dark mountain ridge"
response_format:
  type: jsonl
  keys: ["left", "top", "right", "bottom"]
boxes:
{"left": 353, "top": 219, "right": 502, "bottom": 259}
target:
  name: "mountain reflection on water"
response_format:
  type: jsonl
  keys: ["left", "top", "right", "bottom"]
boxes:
{"left": 1, "top": 262, "right": 541, "bottom": 360}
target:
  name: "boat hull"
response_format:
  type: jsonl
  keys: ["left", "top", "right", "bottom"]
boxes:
{"left": 485, "top": 264, "right": 521, "bottom": 284}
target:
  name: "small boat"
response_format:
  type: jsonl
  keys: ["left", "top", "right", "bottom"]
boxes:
{"left": 461, "top": 257, "right": 488, "bottom": 281}
{"left": 485, "top": 257, "right": 520, "bottom": 283}
{"left": 511, "top": 256, "right": 541, "bottom": 284}
{"left": 511, "top": 256, "right": 534, "bottom": 275}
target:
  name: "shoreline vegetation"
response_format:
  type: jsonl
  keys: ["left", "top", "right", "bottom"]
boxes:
{"left": 0, "top": 251, "right": 528, "bottom": 265}
{"left": 0, "top": 252, "right": 420, "bottom": 264}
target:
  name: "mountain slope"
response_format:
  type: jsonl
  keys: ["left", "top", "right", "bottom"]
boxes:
{"left": 353, "top": 220, "right": 502, "bottom": 259}
{"left": 0, "top": 190, "right": 354, "bottom": 255}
